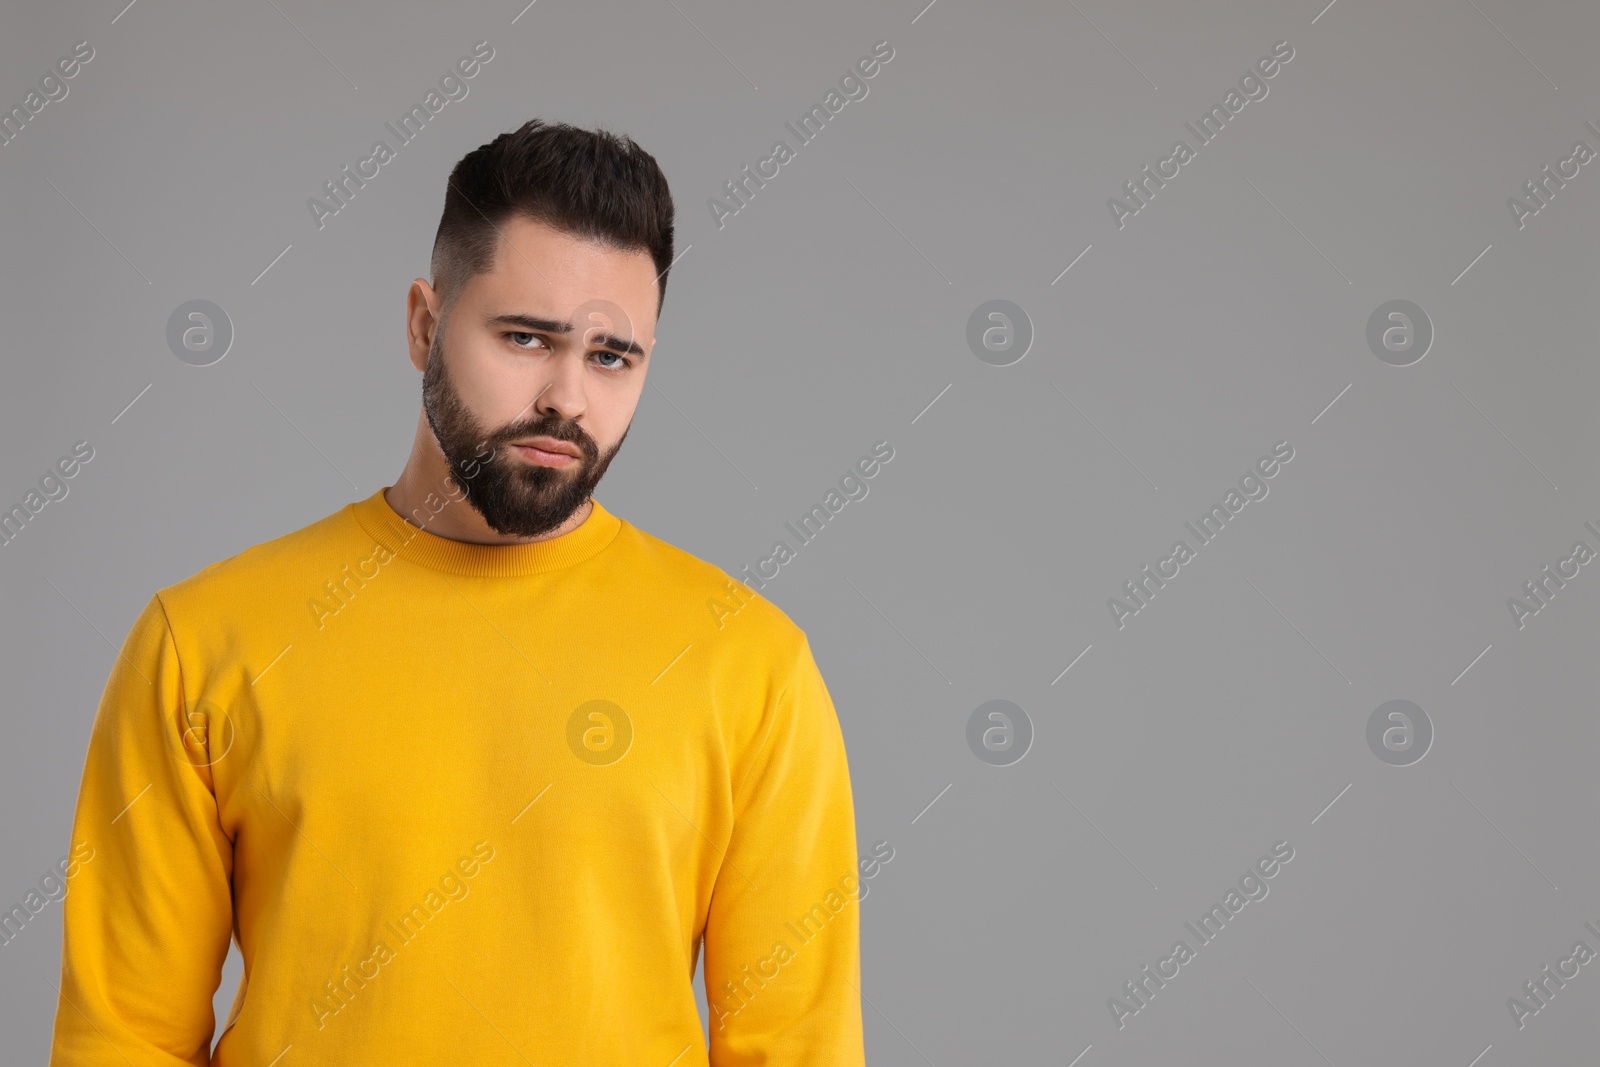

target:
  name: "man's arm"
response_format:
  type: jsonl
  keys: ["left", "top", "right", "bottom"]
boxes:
{"left": 702, "top": 635, "right": 866, "bottom": 1066}
{"left": 49, "top": 592, "right": 235, "bottom": 1066}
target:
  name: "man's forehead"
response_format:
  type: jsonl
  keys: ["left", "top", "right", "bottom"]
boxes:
{"left": 477, "top": 220, "right": 658, "bottom": 327}
{"left": 491, "top": 217, "right": 653, "bottom": 277}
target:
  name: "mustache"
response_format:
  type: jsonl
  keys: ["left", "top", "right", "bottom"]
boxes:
{"left": 476, "top": 418, "right": 598, "bottom": 460}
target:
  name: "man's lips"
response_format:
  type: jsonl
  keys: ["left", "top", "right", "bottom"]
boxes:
{"left": 509, "top": 436, "right": 581, "bottom": 457}
{"left": 509, "top": 437, "right": 582, "bottom": 467}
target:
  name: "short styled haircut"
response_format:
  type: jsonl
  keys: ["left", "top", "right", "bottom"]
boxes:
{"left": 429, "top": 119, "right": 675, "bottom": 321}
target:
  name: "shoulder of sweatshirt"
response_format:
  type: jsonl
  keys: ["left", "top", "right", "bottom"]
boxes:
{"left": 613, "top": 520, "right": 823, "bottom": 750}
{"left": 611, "top": 517, "right": 810, "bottom": 659}
{"left": 152, "top": 498, "right": 366, "bottom": 632}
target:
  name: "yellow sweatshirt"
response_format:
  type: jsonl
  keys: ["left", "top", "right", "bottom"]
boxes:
{"left": 49, "top": 487, "right": 865, "bottom": 1066}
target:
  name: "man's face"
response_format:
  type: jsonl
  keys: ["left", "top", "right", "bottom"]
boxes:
{"left": 416, "top": 215, "right": 659, "bottom": 538}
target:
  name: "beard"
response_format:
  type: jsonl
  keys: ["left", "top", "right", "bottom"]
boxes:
{"left": 421, "top": 327, "right": 628, "bottom": 538}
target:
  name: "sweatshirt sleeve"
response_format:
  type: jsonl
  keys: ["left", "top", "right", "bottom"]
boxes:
{"left": 702, "top": 635, "right": 866, "bottom": 1066}
{"left": 49, "top": 592, "right": 236, "bottom": 1066}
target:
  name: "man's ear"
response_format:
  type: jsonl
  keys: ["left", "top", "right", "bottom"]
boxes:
{"left": 407, "top": 279, "right": 441, "bottom": 373}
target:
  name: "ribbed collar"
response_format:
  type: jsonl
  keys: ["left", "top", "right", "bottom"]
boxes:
{"left": 348, "top": 486, "right": 622, "bottom": 577}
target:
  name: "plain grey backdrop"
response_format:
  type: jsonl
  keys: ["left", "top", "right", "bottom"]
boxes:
{"left": 2, "top": 0, "right": 1597, "bottom": 1063}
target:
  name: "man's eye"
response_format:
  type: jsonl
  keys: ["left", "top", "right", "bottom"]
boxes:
{"left": 509, "top": 332, "right": 545, "bottom": 350}
{"left": 593, "top": 351, "right": 629, "bottom": 370}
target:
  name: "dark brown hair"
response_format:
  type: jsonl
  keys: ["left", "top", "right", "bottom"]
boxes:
{"left": 430, "top": 119, "right": 675, "bottom": 320}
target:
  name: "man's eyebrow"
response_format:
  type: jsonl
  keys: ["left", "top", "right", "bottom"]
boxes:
{"left": 486, "top": 313, "right": 645, "bottom": 357}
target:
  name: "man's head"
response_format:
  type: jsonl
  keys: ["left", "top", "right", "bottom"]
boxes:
{"left": 407, "top": 120, "right": 674, "bottom": 538}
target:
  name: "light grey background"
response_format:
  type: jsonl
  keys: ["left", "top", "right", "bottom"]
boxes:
{"left": 2, "top": 0, "right": 1597, "bottom": 1063}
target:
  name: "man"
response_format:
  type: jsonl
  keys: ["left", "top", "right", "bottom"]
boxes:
{"left": 49, "top": 120, "right": 866, "bottom": 1066}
